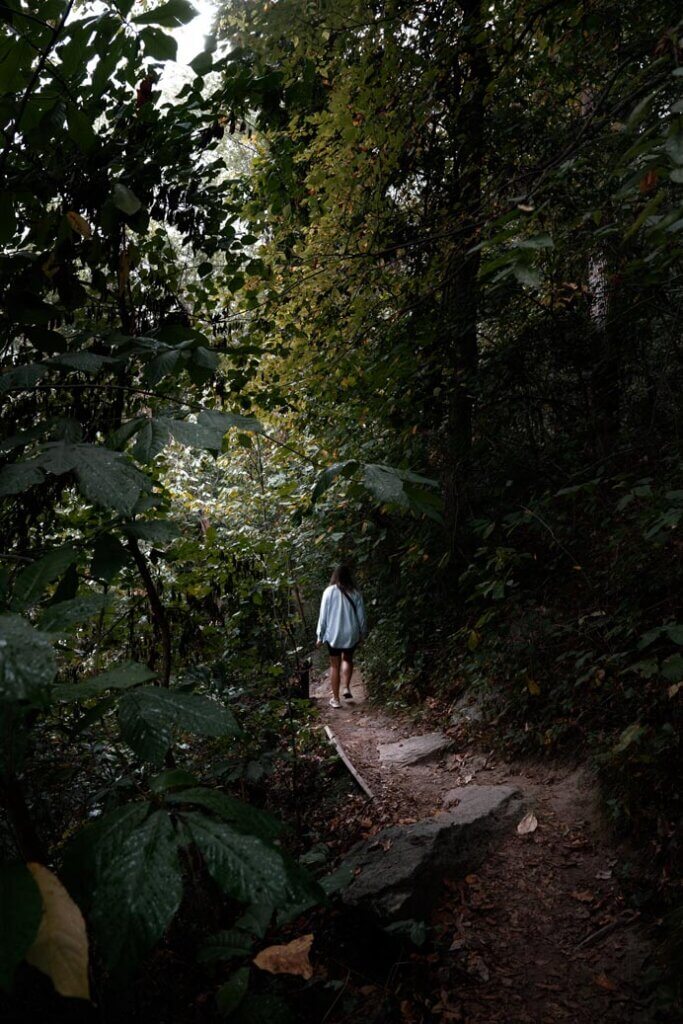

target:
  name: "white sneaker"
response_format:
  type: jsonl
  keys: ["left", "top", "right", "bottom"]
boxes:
{"left": 342, "top": 689, "right": 353, "bottom": 700}
{"left": 329, "top": 697, "right": 341, "bottom": 709}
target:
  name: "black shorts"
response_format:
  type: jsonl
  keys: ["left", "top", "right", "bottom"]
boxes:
{"left": 326, "top": 643, "right": 357, "bottom": 657}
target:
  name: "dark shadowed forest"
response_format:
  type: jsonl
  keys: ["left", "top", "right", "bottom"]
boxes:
{"left": 0, "top": 1, "right": 681, "bottom": 1021}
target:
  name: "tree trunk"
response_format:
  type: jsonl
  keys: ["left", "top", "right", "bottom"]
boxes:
{"left": 440, "top": 0, "right": 491, "bottom": 545}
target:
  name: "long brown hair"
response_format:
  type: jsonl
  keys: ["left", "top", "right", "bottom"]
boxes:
{"left": 330, "top": 564, "right": 355, "bottom": 594}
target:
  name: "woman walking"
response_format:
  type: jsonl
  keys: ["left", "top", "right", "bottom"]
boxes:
{"left": 316, "top": 565, "right": 367, "bottom": 708}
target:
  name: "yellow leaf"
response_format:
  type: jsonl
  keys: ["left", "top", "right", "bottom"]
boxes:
{"left": 526, "top": 677, "right": 541, "bottom": 696}
{"left": 66, "top": 211, "right": 92, "bottom": 239}
{"left": 253, "top": 934, "right": 313, "bottom": 979}
{"left": 25, "top": 863, "right": 90, "bottom": 1001}
{"left": 467, "top": 630, "right": 480, "bottom": 651}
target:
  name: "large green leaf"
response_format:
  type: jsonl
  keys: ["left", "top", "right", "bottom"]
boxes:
{"left": 132, "top": 419, "right": 171, "bottom": 462}
{"left": 61, "top": 802, "right": 152, "bottom": 909}
{"left": 91, "top": 533, "right": 130, "bottom": 582}
{"left": 123, "top": 520, "right": 182, "bottom": 543}
{"left": 0, "top": 862, "right": 43, "bottom": 990}
{"left": 53, "top": 660, "right": 157, "bottom": 702}
{"left": 0, "top": 462, "right": 45, "bottom": 496}
{"left": 0, "top": 615, "right": 57, "bottom": 701}
{"left": 37, "top": 593, "right": 110, "bottom": 633}
{"left": 165, "top": 787, "right": 282, "bottom": 841}
{"left": 141, "top": 27, "right": 177, "bottom": 62}
{"left": 180, "top": 813, "right": 290, "bottom": 904}
{"left": 0, "top": 364, "right": 47, "bottom": 394}
{"left": 311, "top": 460, "right": 358, "bottom": 503}
{"left": 36, "top": 444, "right": 150, "bottom": 515}
{"left": 197, "top": 409, "right": 264, "bottom": 439}
{"left": 13, "top": 545, "right": 78, "bottom": 610}
{"left": 118, "top": 688, "right": 240, "bottom": 764}
{"left": 180, "top": 812, "right": 319, "bottom": 907}
{"left": 133, "top": 0, "right": 197, "bottom": 28}
{"left": 90, "top": 811, "right": 182, "bottom": 977}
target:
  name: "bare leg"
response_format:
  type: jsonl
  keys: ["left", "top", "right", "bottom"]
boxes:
{"left": 341, "top": 653, "right": 353, "bottom": 695}
{"left": 329, "top": 654, "right": 341, "bottom": 700}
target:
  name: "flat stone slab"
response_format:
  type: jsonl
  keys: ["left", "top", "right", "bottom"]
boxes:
{"left": 378, "top": 732, "right": 453, "bottom": 767}
{"left": 342, "top": 784, "right": 524, "bottom": 921}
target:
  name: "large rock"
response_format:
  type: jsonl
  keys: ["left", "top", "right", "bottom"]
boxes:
{"left": 378, "top": 732, "right": 453, "bottom": 767}
{"left": 450, "top": 692, "right": 484, "bottom": 726}
{"left": 342, "top": 785, "right": 524, "bottom": 921}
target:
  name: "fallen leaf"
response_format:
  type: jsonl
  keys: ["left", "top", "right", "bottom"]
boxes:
{"left": 25, "top": 863, "right": 90, "bottom": 1000}
{"left": 465, "top": 874, "right": 479, "bottom": 885}
{"left": 594, "top": 972, "right": 617, "bottom": 991}
{"left": 466, "top": 952, "right": 490, "bottom": 983}
{"left": 517, "top": 812, "right": 538, "bottom": 835}
{"left": 253, "top": 934, "right": 313, "bottom": 979}
{"left": 595, "top": 869, "right": 612, "bottom": 880}
{"left": 571, "top": 890, "right": 595, "bottom": 903}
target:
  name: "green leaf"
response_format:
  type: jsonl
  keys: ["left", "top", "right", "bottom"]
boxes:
{"left": 112, "top": 183, "right": 142, "bottom": 216}
{"left": 190, "top": 50, "right": 214, "bottom": 76}
{"left": 91, "top": 810, "right": 182, "bottom": 977}
{"left": 141, "top": 27, "right": 178, "bottom": 62}
{"left": 61, "top": 802, "right": 151, "bottom": 909}
{"left": 54, "top": 661, "right": 157, "bottom": 702}
{"left": 0, "top": 862, "right": 43, "bottom": 990}
{"left": 216, "top": 967, "right": 249, "bottom": 1016}
{"left": 124, "top": 520, "right": 182, "bottom": 543}
{"left": 197, "top": 930, "right": 255, "bottom": 963}
{"left": 37, "top": 593, "right": 110, "bottom": 633}
{"left": 613, "top": 722, "right": 646, "bottom": 754}
{"left": 664, "top": 624, "right": 683, "bottom": 645}
{"left": 106, "top": 418, "right": 146, "bottom": 451}
{"left": 311, "top": 460, "right": 359, "bottom": 503}
{"left": 165, "top": 788, "right": 281, "bottom": 841}
{"left": 132, "top": 419, "right": 171, "bottom": 462}
{"left": 181, "top": 812, "right": 314, "bottom": 906}
{"left": 512, "top": 262, "right": 541, "bottom": 287}
{"left": 91, "top": 533, "right": 130, "bottom": 583}
{"left": 36, "top": 444, "right": 150, "bottom": 515}
{"left": 0, "top": 615, "right": 57, "bottom": 700}
{"left": 662, "top": 653, "right": 683, "bottom": 682}
{"left": 118, "top": 688, "right": 240, "bottom": 764}
{"left": 13, "top": 545, "right": 78, "bottom": 610}
{"left": 149, "top": 769, "right": 198, "bottom": 794}
{"left": 363, "top": 464, "right": 407, "bottom": 505}
{"left": 511, "top": 234, "right": 553, "bottom": 250}
{"left": 134, "top": 0, "right": 197, "bottom": 27}
{"left": 0, "top": 462, "right": 45, "bottom": 496}
{"left": 197, "top": 409, "right": 264, "bottom": 441}
{"left": 0, "top": 364, "right": 47, "bottom": 394}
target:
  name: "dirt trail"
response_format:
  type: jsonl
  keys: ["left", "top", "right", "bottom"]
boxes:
{"left": 313, "top": 669, "right": 656, "bottom": 1024}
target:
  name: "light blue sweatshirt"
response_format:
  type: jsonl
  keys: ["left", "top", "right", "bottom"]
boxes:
{"left": 316, "top": 585, "right": 367, "bottom": 649}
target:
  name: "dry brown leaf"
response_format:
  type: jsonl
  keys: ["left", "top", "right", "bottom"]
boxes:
{"left": 594, "top": 972, "right": 617, "bottom": 991}
{"left": 571, "top": 890, "right": 595, "bottom": 903}
{"left": 66, "top": 211, "right": 92, "bottom": 239}
{"left": 253, "top": 934, "right": 313, "bottom": 979}
{"left": 517, "top": 811, "right": 538, "bottom": 835}
{"left": 25, "top": 863, "right": 90, "bottom": 1000}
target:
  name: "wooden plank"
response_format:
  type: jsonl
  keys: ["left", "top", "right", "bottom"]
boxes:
{"left": 324, "top": 725, "right": 375, "bottom": 801}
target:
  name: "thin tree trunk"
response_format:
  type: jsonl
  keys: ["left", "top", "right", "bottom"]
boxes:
{"left": 127, "top": 536, "right": 172, "bottom": 687}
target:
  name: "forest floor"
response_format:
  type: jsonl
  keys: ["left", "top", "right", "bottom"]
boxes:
{"left": 311, "top": 667, "right": 658, "bottom": 1024}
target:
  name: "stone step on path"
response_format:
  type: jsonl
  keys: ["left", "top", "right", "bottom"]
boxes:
{"left": 342, "top": 785, "right": 525, "bottom": 921}
{"left": 377, "top": 731, "right": 453, "bottom": 767}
